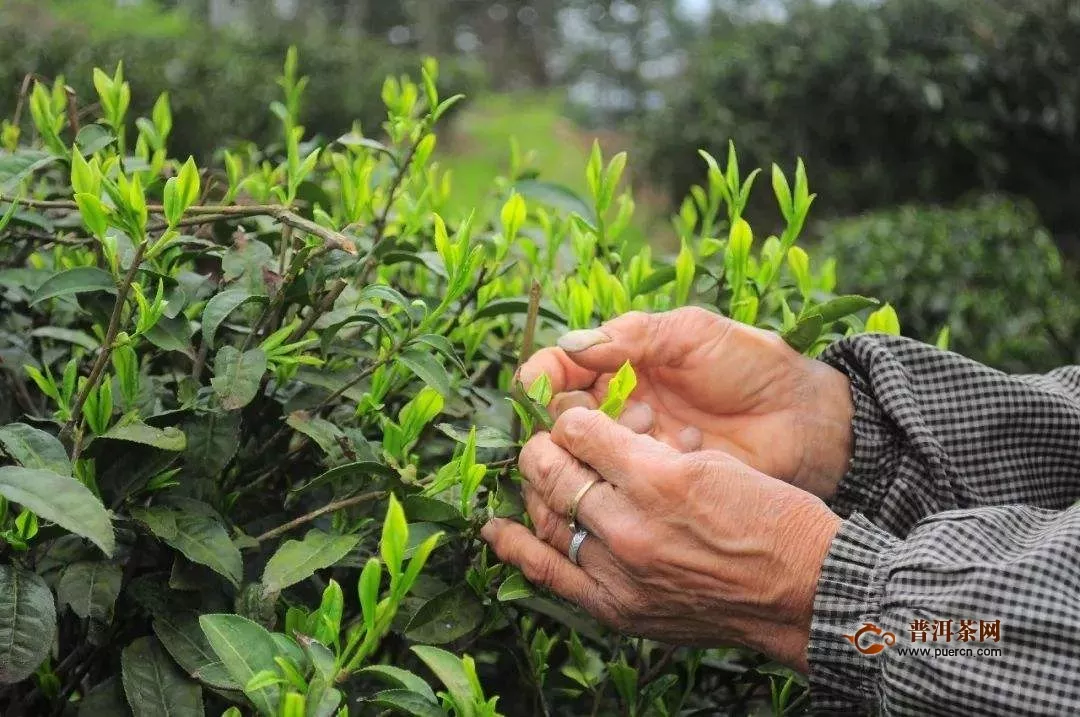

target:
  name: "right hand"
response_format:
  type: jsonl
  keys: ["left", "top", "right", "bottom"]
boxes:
{"left": 518, "top": 308, "right": 855, "bottom": 499}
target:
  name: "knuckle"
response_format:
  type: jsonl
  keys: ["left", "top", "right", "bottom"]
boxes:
{"left": 558, "top": 406, "right": 604, "bottom": 451}
{"left": 532, "top": 507, "right": 563, "bottom": 544}
{"left": 609, "top": 527, "right": 655, "bottom": 570}
{"left": 523, "top": 553, "right": 562, "bottom": 590}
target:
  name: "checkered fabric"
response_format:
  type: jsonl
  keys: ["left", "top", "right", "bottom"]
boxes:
{"left": 807, "top": 334, "right": 1080, "bottom": 716}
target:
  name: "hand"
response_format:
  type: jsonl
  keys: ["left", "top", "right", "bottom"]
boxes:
{"left": 482, "top": 407, "right": 841, "bottom": 670}
{"left": 519, "top": 308, "right": 854, "bottom": 499}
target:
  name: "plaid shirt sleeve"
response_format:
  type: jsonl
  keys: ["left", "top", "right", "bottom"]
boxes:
{"left": 805, "top": 335, "right": 1080, "bottom": 715}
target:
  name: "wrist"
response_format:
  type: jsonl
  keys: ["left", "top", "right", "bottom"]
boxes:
{"left": 794, "top": 358, "right": 854, "bottom": 499}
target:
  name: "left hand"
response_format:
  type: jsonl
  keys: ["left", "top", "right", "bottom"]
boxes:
{"left": 482, "top": 406, "right": 841, "bottom": 671}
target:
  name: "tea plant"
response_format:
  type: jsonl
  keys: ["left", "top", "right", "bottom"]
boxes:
{"left": 0, "top": 50, "right": 896, "bottom": 716}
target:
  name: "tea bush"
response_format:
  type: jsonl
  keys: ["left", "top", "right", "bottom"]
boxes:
{"left": 0, "top": 50, "right": 895, "bottom": 716}
{"left": 643, "top": 0, "right": 1080, "bottom": 240}
{"left": 817, "top": 195, "right": 1080, "bottom": 373}
{"left": 0, "top": 0, "right": 482, "bottom": 161}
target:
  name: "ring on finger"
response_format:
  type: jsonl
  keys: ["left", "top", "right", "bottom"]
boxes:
{"left": 568, "top": 529, "right": 589, "bottom": 566}
{"left": 568, "top": 478, "right": 601, "bottom": 532}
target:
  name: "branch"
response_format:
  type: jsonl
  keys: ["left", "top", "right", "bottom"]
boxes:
{"left": 255, "top": 490, "right": 385, "bottom": 543}
{"left": 511, "top": 280, "right": 543, "bottom": 443}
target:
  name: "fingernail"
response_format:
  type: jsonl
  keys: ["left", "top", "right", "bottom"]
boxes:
{"left": 557, "top": 329, "right": 611, "bottom": 353}
{"left": 619, "top": 401, "right": 654, "bottom": 434}
{"left": 480, "top": 520, "right": 498, "bottom": 541}
{"left": 678, "top": 425, "right": 704, "bottom": 452}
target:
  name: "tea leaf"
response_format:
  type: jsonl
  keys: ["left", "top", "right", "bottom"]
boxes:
{"left": 0, "top": 467, "right": 115, "bottom": 556}
{"left": 865, "top": 303, "right": 902, "bottom": 335}
{"left": 154, "top": 611, "right": 240, "bottom": 690}
{"left": 369, "top": 689, "right": 444, "bottom": 717}
{"left": 132, "top": 507, "right": 241, "bottom": 587}
{"left": 199, "top": 614, "right": 280, "bottom": 716}
{"left": 29, "top": 267, "right": 116, "bottom": 305}
{"left": 814, "top": 295, "right": 879, "bottom": 324}
{"left": 102, "top": 422, "right": 187, "bottom": 451}
{"left": 398, "top": 350, "right": 451, "bottom": 396}
{"left": 262, "top": 530, "right": 360, "bottom": 594}
{"left": 405, "top": 584, "right": 484, "bottom": 644}
{"left": 0, "top": 565, "right": 56, "bottom": 683}
{"left": 121, "top": 636, "right": 204, "bottom": 717}
{"left": 0, "top": 422, "right": 72, "bottom": 476}
{"left": 211, "top": 346, "right": 267, "bottom": 410}
{"left": 496, "top": 571, "right": 534, "bottom": 602}
{"left": 57, "top": 561, "right": 122, "bottom": 621}
{"left": 411, "top": 646, "right": 474, "bottom": 715}
{"left": 782, "top": 312, "right": 824, "bottom": 353}
{"left": 360, "top": 665, "right": 438, "bottom": 704}
{"left": 598, "top": 361, "right": 637, "bottom": 419}
{"left": 201, "top": 289, "right": 268, "bottom": 350}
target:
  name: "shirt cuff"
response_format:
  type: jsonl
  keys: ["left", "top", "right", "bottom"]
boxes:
{"left": 818, "top": 341, "right": 905, "bottom": 521}
{"left": 807, "top": 513, "right": 899, "bottom": 714}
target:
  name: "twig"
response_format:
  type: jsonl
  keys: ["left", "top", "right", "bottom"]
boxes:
{"left": 511, "top": 280, "right": 543, "bottom": 443}
{"left": 61, "top": 241, "right": 147, "bottom": 442}
{"left": 255, "top": 490, "right": 384, "bottom": 543}
{"left": 64, "top": 87, "right": 79, "bottom": 138}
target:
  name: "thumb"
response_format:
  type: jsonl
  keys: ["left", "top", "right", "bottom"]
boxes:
{"left": 556, "top": 308, "right": 729, "bottom": 372}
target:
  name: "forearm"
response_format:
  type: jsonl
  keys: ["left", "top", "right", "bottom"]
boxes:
{"left": 820, "top": 334, "right": 1080, "bottom": 535}
{"left": 808, "top": 504, "right": 1080, "bottom": 715}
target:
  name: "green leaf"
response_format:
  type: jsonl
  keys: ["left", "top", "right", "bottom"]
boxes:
{"left": 183, "top": 411, "right": 241, "bottom": 477}
{"left": 121, "top": 636, "right": 205, "bottom": 717}
{"left": 786, "top": 246, "right": 811, "bottom": 298}
{"left": 435, "top": 424, "right": 515, "bottom": 449}
{"left": 411, "top": 646, "right": 474, "bottom": 717}
{"left": 513, "top": 179, "right": 597, "bottom": 224}
{"left": 598, "top": 361, "right": 637, "bottom": 419}
{"left": 0, "top": 150, "right": 56, "bottom": 191}
{"left": 78, "top": 676, "right": 130, "bottom": 717}
{"left": 30, "top": 267, "right": 116, "bottom": 305}
{"left": 369, "top": 689, "right": 444, "bottom": 717}
{"left": 75, "top": 124, "right": 117, "bottom": 155}
{"left": 261, "top": 530, "right": 360, "bottom": 594}
{"left": 154, "top": 611, "right": 241, "bottom": 690}
{"left": 30, "top": 326, "right": 101, "bottom": 350}
{"left": 814, "top": 295, "right": 879, "bottom": 324}
{"left": 496, "top": 571, "right": 534, "bottom": 602}
{"left": 297, "top": 636, "right": 336, "bottom": 683}
{"left": 0, "top": 422, "right": 72, "bottom": 475}
{"left": 0, "top": 466, "right": 115, "bottom": 556}
{"left": 284, "top": 412, "right": 347, "bottom": 457}
{"left": 360, "top": 666, "right": 438, "bottom": 704}
{"left": 865, "top": 303, "right": 901, "bottom": 335}
{"left": 357, "top": 557, "right": 381, "bottom": 636}
{"left": 0, "top": 565, "right": 56, "bottom": 683}
{"left": 473, "top": 297, "right": 566, "bottom": 324}
{"left": 102, "top": 422, "right": 187, "bottom": 451}
{"left": 398, "top": 350, "right": 451, "bottom": 396}
{"left": 131, "top": 507, "right": 242, "bottom": 587}
{"left": 381, "top": 494, "right": 408, "bottom": 576}
{"left": 201, "top": 289, "right": 268, "bottom": 350}
{"left": 144, "top": 314, "right": 194, "bottom": 355}
{"left": 412, "top": 334, "right": 466, "bottom": 373}
{"left": 57, "top": 561, "right": 122, "bottom": 621}
{"left": 405, "top": 584, "right": 484, "bottom": 644}
{"left": 211, "top": 347, "right": 267, "bottom": 410}
{"left": 199, "top": 614, "right": 281, "bottom": 716}
{"left": 781, "top": 312, "right": 824, "bottom": 354}
{"left": 286, "top": 461, "right": 396, "bottom": 506}
{"left": 402, "top": 496, "right": 466, "bottom": 528}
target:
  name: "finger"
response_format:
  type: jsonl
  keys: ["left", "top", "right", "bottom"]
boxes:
{"left": 550, "top": 390, "right": 598, "bottom": 419}
{"left": 556, "top": 308, "right": 731, "bottom": 372}
{"left": 523, "top": 485, "right": 608, "bottom": 570}
{"left": 618, "top": 401, "right": 655, "bottom": 434}
{"left": 519, "top": 433, "right": 619, "bottom": 531}
{"left": 518, "top": 346, "right": 599, "bottom": 396}
{"left": 481, "top": 518, "right": 600, "bottom": 607}
{"left": 551, "top": 406, "right": 677, "bottom": 488}
{"left": 677, "top": 425, "right": 704, "bottom": 451}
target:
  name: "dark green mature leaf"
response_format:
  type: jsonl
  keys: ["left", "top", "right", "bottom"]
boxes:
{"left": 473, "top": 297, "right": 567, "bottom": 324}
{"left": 369, "top": 689, "right": 444, "bottom": 717}
{"left": 513, "top": 179, "right": 596, "bottom": 223}
{"left": 405, "top": 584, "right": 484, "bottom": 644}
{"left": 360, "top": 665, "right": 438, "bottom": 704}
{"left": 154, "top": 611, "right": 240, "bottom": 691}
{"left": 402, "top": 496, "right": 466, "bottom": 529}
{"left": 30, "top": 326, "right": 100, "bottom": 350}
{"left": 413, "top": 334, "right": 466, "bottom": 373}
{"left": 144, "top": 314, "right": 195, "bottom": 356}
{"left": 201, "top": 289, "right": 268, "bottom": 350}
{"left": 435, "top": 423, "right": 515, "bottom": 449}
{"left": 57, "top": 561, "right": 122, "bottom": 621}
{"left": 184, "top": 411, "right": 241, "bottom": 477}
{"left": 121, "top": 636, "right": 205, "bottom": 717}
{"left": 0, "top": 422, "right": 72, "bottom": 475}
{"left": 320, "top": 308, "right": 392, "bottom": 353}
{"left": 814, "top": 295, "right": 879, "bottom": 324}
{"left": 0, "top": 150, "right": 56, "bottom": 191}
{"left": 0, "top": 466, "right": 115, "bottom": 555}
{"left": 102, "top": 422, "right": 187, "bottom": 451}
{"left": 398, "top": 350, "right": 451, "bottom": 396}
{"left": 635, "top": 265, "right": 677, "bottom": 296}
{"left": 199, "top": 614, "right": 281, "bottom": 716}
{"left": 782, "top": 312, "right": 824, "bottom": 353}
{"left": 261, "top": 530, "right": 360, "bottom": 594}
{"left": 78, "top": 676, "right": 131, "bottom": 717}
{"left": 0, "top": 565, "right": 56, "bottom": 683}
{"left": 131, "top": 507, "right": 242, "bottom": 588}
{"left": 496, "top": 571, "right": 535, "bottom": 602}
{"left": 211, "top": 347, "right": 267, "bottom": 410}
{"left": 222, "top": 237, "right": 274, "bottom": 285}
{"left": 29, "top": 267, "right": 116, "bottom": 305}
{"left": 411, "top": 646, "right": 474, "bottom": 713}
{"left": 358, "top": 283, "right": 410, "bottom": 310}
{"left": 285, "top": 411, "right": 348, "bottom": 457}
{"left": 286, "top": 461, "right": 395, "bottom": 506}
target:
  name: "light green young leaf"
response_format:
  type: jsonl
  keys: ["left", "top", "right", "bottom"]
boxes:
{"left": 526, "top": 373, "right": 553, "bottom": 408}
{"left": 674, "top": 238, "right": 695, "bottom": 306}
{"left": 381, "top": 494, "right": 408, "bottom": 577}
{"left": 358, "top": 557, "right": 381, "bottom": 636}
{"left": 786, "top": 246, "right": 811, "bottom": 299}
{"left": 411, "top": 646, "right": 475, "bottom": 717}
{"left": 598, "top": 361, "right": 637, "bottom": 419}
{"left": 0, "top": 466, "right": 114, "bottom": 555}
{"left": 865, "top": 304, "right": 901, "bottom": 335}
{"left": 261, "top": 530, "right": 360, "bottom": 594}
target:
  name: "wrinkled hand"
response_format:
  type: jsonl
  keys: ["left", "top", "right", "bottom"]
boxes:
{"left": 482, "top": 408, "right": 841, "bottom": 671}
{"left": 519, "top": 308, "right": 853, "bottom": 499}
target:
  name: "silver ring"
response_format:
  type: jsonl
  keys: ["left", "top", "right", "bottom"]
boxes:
{"left": 568, "top": 529, "right": 589, "bottom": 566}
